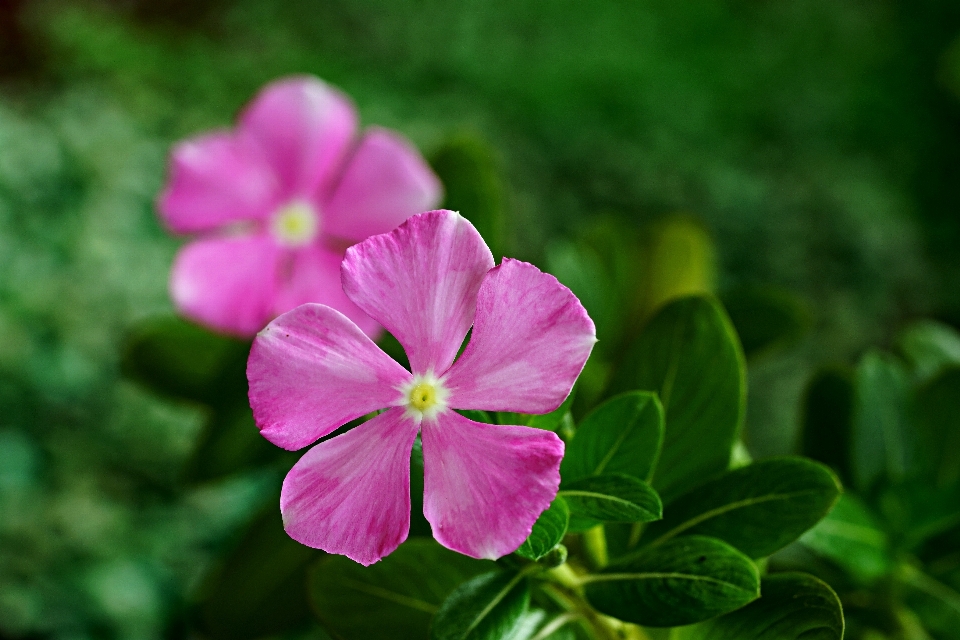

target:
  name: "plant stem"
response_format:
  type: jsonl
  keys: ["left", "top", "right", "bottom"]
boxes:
{"left": 583, "top": 525, "right": 609, "bottom": 570}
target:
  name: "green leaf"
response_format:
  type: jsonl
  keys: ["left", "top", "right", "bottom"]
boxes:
{"left": 185, "top": 405, "right": 286, "bottom": 482}
{"left": 609, "top": 295, "right": 746, "bottom": 503}
{"left": 897, "top": 320, "right": 960, "bottom": 384}
{"left": 308, "top": 538, "right": 493, "bottom": 640}
{"left": 584, "top": 535, "right": 759, "bottom": 627}
{"left": 799, "top": 367, "right": 854, "bottom": 486}
{"left": 878, "top": 481, "right": 960, "bottom": 550}
{"left": 900, "top": 564, "right": 960, "bottom": 640}
{"left": 197, "top": 502, "right": 320, "bottom": 640}
{"left": 121, "top": 316, "right": 249, "bottom": 406}
{"left": 721, "top": 285, "right": 811, "bottom": 360}
{"left": 676, "top": 572, "right": 844, "bottom": 640}
{"left": 515, "top": 498, "right": 569, "bottom": 561}
{"left": 560, "top": 391, "right": 664, "bottom": 484}
{"left": 409, "top": 436, "right": 432, "bottom": 537}
{"left": 639, "top": 457, "right": 841, "bottom": 559}
{"left": 560, "top": 473, "right": 662, "bottom": 532}
{"left": 851, "top": 350, "right": 913, "bottom": 491}
{"left": 526, "top": 390, "right": 576, "bottom": 432}
{"left": 799, "top": 493, "right": 891, "bottom": 584}
{"left": 431, "top": 135, "right": 506, "bottom": 259}
{"left": 913, "top": 367, "right": 960, "bottom": 487}
{"left": 430, "top": 570, "right": 531, "bottom": 640}
{"left": 641, "top": 216, "right": 717, "bottom": 316}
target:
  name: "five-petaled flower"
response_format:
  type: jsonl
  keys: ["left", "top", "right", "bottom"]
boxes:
{"left": 247, "top": 210, "right": 596, "bottom": 565}
{"left": 158, "top": 75, "right": 442, "bottom": 337}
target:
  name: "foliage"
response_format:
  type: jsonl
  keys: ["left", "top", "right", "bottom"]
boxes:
{"left": 775, "top": 320, "right": 960, "bottom": 640}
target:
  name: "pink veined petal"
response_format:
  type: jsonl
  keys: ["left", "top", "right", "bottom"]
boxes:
{"left": 170, "top": 233, "right": 281, "bottom": 337}
{"left": 158, "top": 131, "right": 280, "bottom": 234}
{"left": 238, "top": 76, "right": 357, "bottom": 198}
{"left": 323, "top": 127, "right": 443, "bottom": 243}
{"left": 341, "top": 210, "right": 494, "bottom": 375}
{"left": 281, "top": 408, "right": 419, "bottom": 565}
{"left": 272, "top": 245, "right": 381, "bottom": 338}
{"left": 421, "top": 411, "right": 564, "bottom": 560}
{"left": 247, "top": 303, "right": 411, "bottom": 450}
{"left": 443, "top": 258, "right": 597, "bottom": 414}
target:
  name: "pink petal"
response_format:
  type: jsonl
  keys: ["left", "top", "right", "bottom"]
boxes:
{"left": 170, "top": 233, "right": 281, "bottom": 337}
{"left": 158, "top": 131, "right": 280, "bottom": 234}
{"left": 247, "top": 303, "right": 411, "bottom": 450}
{"left": 421, "top": 411, "right": 564, "bottom": 559}
{"left": 443, "top": 258, "right": 596, "bottom": 413}
{"left": 272, "top": 245, "right": 381, "bottom": 338}
{"left": 323, "top": 127, "right": 443, "bottom": 242}
{"left": 281, "top": 408, "right": 419, "bottom": 565}
{"left": 238, "top": 76, "right": 357, "bottom": 197}
{"left": 341, "top": 210, "right": 494, "bottom": 375}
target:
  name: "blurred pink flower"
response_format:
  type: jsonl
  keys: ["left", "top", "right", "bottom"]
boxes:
{"left": 158, "top": 76, "right": 442, "bottom": 337}
{"left": 247, "top": 210, "right": 596, "bottom": 565}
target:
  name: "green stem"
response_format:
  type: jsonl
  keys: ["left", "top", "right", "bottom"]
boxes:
{"left": 583, "top": 525, "right": 609, "bottom": 570}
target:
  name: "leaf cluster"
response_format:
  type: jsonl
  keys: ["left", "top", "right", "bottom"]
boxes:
{"left": 784, "top": 320, "right": 960, "bottom": 640}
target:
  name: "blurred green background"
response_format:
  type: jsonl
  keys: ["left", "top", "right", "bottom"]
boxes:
{"left": 1, "top": 0, "right": 959, "bottom": 638}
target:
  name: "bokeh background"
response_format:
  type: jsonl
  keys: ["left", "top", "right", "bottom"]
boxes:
{"left": 1, "top": 0, "right": 959, "bottom": 638}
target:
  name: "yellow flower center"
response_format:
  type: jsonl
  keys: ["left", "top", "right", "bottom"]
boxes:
{"left": 271, "top": 201, "right": 319, "bottom": 246}
{"left": 408, "top": 382, "right": 437, "bottom": 412}
{"left": 401, "top": 373, "right": 448, "bottom": 421}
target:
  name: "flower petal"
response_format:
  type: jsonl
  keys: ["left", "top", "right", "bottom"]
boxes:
{"left": 239, "top": 76, "right": 357, "bottom": 197}
{"left": 248, "top": 303, "right": 411, "bottom": 450}
{"left": 281, "top": 408, "right": 419, "bottom": 565}
{"left": 341, "top": 210, "right": 494, "bottom": 375}
{"left": 443, "top": 258, "right": 596, "bottom": 413}
{"left": 272, "top": 245, "right": 381, "bottom": 338}
{"left": 158, "top": 131, "right": 280, "bottom": 234}
{"left": 421, "top": 411, "right": 564, "bottom": 559}
{"left": 341, "top": 210, "right": 493, "bottom": 373}
{"left": 170, "top": 233, "right": 281, "bottom": 337}
{"left": 323, "top": 127, "right": 443, "bottom": 242}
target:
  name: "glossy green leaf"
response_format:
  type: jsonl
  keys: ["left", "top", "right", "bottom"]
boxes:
{"left": 851, "top": 350, "right": 913, "bottom": 491}
{"left": 308, "top": 538, "right": 493, "bottom": 640}
{"left": 515, "top": 497, "right": 569, "bottom": 561}
{"left": 676, "top": 572, "right": 844, "bottom": 640}
{"left": 430, "top": 570, "right": 531, "bottom": 640}
{"left": 897, "top": 320, "right": 960, "bottom": 383}
{"left": 913, "top": 367, "right": 960, "bottom": 487}
{"left": 584, "top": 535, "right": 759, "bottom": 627}
{"left": 721, "top": 285, "right": 811, "bottom": 360}
{"left": 640, "top": 457, "right": 841, "bottom": 559}
{"left": 197, "top": 502, "right": 320, "bottom": 640}
{"left": 799, "top": 493, "right": 891, "bottom": 584}
{"left": 121, "top": 316, "right": 249, "bottom": 406}
{"left": 560, "top": 391, "right": 664, "bottom": 484}
{"left": 560, "top": 473, "right": 662, "bottom": 532}
{"left": 609, "top": 296, "right": 746, "bottom": 503}
{"left": 431, "top": 135, "right": 506, "bottom": 259}
{"left": 799, "top": 367, "right": 854, "bottom": 486}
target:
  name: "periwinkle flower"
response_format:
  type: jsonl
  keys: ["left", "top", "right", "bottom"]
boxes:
{"left": 247, "top": 210, "right": 596, "bottom": 565}
{"left": 158, "top": 76, "right": 442, "bottom": 337}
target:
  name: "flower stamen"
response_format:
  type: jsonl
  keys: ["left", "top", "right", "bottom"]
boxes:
{"left": 271, "top": 201, "right": 320, "bottom": 247}
{"left": 401, "top": 373, "right": 449, "bottom": 421}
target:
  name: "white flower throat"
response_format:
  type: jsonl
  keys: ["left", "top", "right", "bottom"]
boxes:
{"left": 271, "top": 201, "right": 320, "bottom": 247}
{"left": 402, "top": 373, "right": 449, "bottom": 421}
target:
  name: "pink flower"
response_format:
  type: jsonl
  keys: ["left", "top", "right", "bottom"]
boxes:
{"left": 247, "top": 210, "right": 596, "bottom": 565}
{"left": 158, "top": 76, "right": 442, "bottom": 337}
